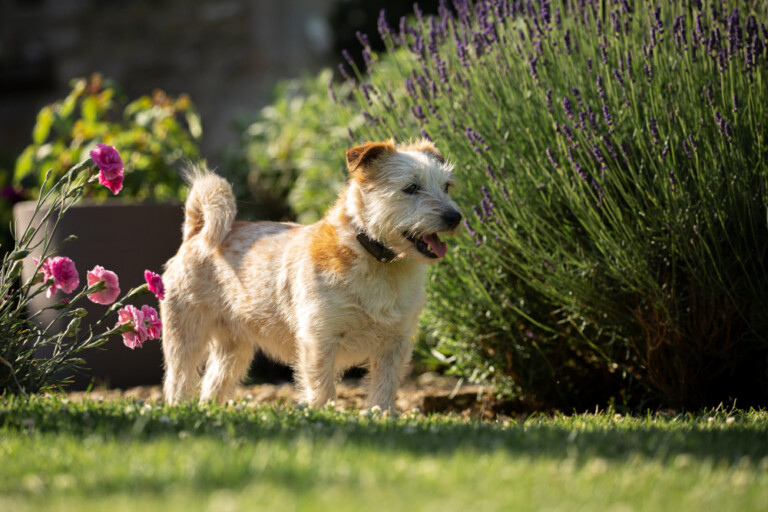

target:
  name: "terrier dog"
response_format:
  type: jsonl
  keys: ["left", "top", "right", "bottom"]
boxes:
{"left": 160, "top": 139, "right": 461, "bottom": 410}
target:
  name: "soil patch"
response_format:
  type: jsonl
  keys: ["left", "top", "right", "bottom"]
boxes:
{"left": 65, "top": 373, "right": 526, "bottom": 418}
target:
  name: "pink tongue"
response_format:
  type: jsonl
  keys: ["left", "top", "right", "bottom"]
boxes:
{"left": 423, "top": 234, "right": 447, "bottom": 258}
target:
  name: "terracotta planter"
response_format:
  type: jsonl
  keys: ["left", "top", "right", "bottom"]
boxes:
{"left": 13, "top": 200, "right": 184, "bottom": 389}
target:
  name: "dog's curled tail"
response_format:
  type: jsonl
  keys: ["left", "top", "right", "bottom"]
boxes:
{"left": 181, "top": 163, "right": 236, "bottom": 248}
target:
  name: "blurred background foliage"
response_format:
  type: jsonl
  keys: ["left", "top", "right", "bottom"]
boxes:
{"left": 13, "top": 74, "right": 201, "bottom": 203}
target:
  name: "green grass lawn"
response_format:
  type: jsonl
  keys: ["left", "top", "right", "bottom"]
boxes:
{"left": 1, "top": 396, "right": 767, "bottom": 511}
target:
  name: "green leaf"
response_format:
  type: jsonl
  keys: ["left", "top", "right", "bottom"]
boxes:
{"left": 81, "top": 95, "right": 99, "bottom": 123}
{"left": 32, "top": 106, "right": 54, "bottom": 145}
{"left": 13, "top": 146, "right": 35, "bottom": 183}
{"left": 186, "top": 111, "right": 202, "bottom": 139}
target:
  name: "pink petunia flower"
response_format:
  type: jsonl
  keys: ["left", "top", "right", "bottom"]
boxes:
{"left": 144, "top": 270, "right": 165, "bottom": 300}
{"left": 86, "top": 265, "right": 121, "bottom": 305}
{"left": 37, "top": 256, "right": 79, "bottom": 298}
{"left": 116, "top": 304, "right": 148, "bottom": 349}
{"left": 141, "top": 305, "right": 163, "bottom": 339}
{"left": 90, "top": 143, "right": 124, "bottom": 195}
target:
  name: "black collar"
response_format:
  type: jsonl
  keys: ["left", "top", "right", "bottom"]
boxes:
{"left": 356, "top": 230, "right": 397, "bottom": 263}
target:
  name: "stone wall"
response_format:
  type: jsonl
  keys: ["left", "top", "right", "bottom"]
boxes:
{"left": 0, "top": 0, "right": 338, "bottom": 167}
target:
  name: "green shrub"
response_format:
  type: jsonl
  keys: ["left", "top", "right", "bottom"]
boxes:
{"left": 223, "top": 69, "right": 355, "bottom": 223}
{"left": 14, "top": 74, "right": 201, "bottom": 202}
{"left": 338, "top": 1, "right": 768, "bottom": 408}
{"left": 224, "top": 52, "right": 415, "bottom": 224}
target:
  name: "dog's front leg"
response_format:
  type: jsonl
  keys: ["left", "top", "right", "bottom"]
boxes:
{"left": 296, "top": 339, "right": 338, "bottom": 408}
{"left": 367, "top": 336, "right": 412, "bottom": 412}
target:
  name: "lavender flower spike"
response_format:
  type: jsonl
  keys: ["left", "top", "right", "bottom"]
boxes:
{"left": 546, "top": 147, "right": 559, "bottom": 169}
{"left": 562, "top": 97, "right": 574, "bottom": 119}
{"left": 650, "top": 118, "right": 660, "bottom": 145}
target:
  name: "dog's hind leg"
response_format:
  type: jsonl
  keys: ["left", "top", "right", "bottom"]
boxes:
{"left": 162, "top": 305, "right": 210, "bottom": 405}
{"left": 199, "top": 330, "right": 254, "bottom": 404}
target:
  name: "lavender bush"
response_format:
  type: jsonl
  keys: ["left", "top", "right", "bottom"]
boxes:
{"left": 335, "top": 0, "right": 768, "bottom": 408}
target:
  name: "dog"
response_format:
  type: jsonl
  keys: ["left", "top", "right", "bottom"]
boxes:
{"left": 160, "top": 139, "right": 461, "bottom": 410}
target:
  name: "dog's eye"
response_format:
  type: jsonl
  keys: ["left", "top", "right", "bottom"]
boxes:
{"left": 443, "top": 183, "right": 451, "bottom": 194}
{"left": 402, "top": 183, "right": 420, "bottom": 195}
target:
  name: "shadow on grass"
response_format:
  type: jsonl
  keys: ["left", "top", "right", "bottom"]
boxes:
{"left": 2, "top": 396, "right": 767, "bottom": 468}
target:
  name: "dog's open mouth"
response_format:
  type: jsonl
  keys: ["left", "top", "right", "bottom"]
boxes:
{"left": 405, "top": 232, "right": 448, "bottom": 259}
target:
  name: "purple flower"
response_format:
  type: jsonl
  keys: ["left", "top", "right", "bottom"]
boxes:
{"left": 612, "top": 69, "right": 624, "bottom": 88}
{"left": 420, "top": 129, "right": 432, "bottom": 142}
{"left": 405, "top": 78, "right": 418, "bottom": 99}
{"left": 715, "top": 110, "right": 726, "bottom": 136}
{"left": 587, "top": 57, "right": 593, "bottom": 74}
{"left": 661, "top": 145, "right": 670, "bottom": 163}
{"left": 546, "top": 88, "right": 553, "bottom": 113}
{"left": 528, "top": 56, "right": 540, "bottom": 85}
{"left": 562, "top": 96, "right": 574, "bottom": 119}
{"left": 360, "top": 82, "right": 374, "bottom": 105}
{"left": 602, "top": 105, "right": 613, "bottom": 132}
{"left": 650, "top": 118, "right": 660, "bottom": 145}
{"left": 644, "top": 63, "right": 654, "bottom": 83}
{"left": 599, "top": 38, "right": 608, "bottom": 64}
{"left": 377, "top": 9, "right": 391, "bottom": 40}
{"left": 732, "top": 93, "right": 739, "bottom": 113}
{"left": 573, "top": 161, "right": 587, "bottom": 181}
{"left": 587, "top": 104, "right": 597, "bottom": 131}
{"left": 338, "top": 63, "right": 351, "bottom": 81}
{"left": 596, "top": 75, "right": 605, "bottom": 101}
{"left": 602, "top": 135, "right": 618, "bottom": 159}
{"left": 591, "top": 178, "right": 605, "bottom": 205}
{"left": 464, "top": 218, "right": 478, "bottom": 240}
{"left": 342, "top": 49, "right": 355, "bottom": 69}
{"left": 564, "top": 29, "right": 572, "bottom": 55}
{"left": 546, "top": 147, "right": 558, "bottom": 169}
{"left": 687, "top": 134, "right": 697, "bottom": 152}
{"left": 592, "top": 146, "right": 607, "bottom": 170}
{"left": 562, "top": 124, "right": 574, "bottom": 142}
{"left": 481, "top": 186, "right": 495, "bottom": 218}
{"left": 500, "top": 182, "right": 510, "bottom": 202}
{"left": 572, "top": 87, "right": 582, "bottom": 106}
{"left": 410, "top": 105, "right": 426, "bottom": 122}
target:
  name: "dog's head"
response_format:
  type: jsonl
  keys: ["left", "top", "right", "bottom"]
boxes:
{"left": 345, "top": 139, "right": 462, "bottom": 263}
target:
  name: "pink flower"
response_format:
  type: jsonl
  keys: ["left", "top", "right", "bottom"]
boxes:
{"left": 144, "top": 270, "right": 165, "bottom": 300}
{"left": 116, "top": 304, "right": 162, "bottom": 349}
{"left": 98, "top": 171, "right": 124, "bottom": 195}
{"left": 90, "top": 143, "right": 124, "bottom": 195}
{"left": 141, "top": 305, "right": 162, "bottom": 339}
{"left": 86, "top": 265, "right": 120, "bottom": 305}
{"left": 116, "top": 304, "right": 148, "bottom": 349}
{"left": 37, "top": 256, "right": 79, "bottom": 298}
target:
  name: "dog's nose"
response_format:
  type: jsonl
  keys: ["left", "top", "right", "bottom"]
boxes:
{"left": 442, "top": 209, "right": 462, "bottom": 229}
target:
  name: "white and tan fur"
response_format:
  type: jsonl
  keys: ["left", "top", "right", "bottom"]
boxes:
{"left": 160, "top": 139, "right": 461, "bottom": 410}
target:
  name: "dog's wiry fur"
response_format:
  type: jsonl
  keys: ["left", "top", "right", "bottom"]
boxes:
{"left": 161, "top": 139, "right": 461, "bottom": 410}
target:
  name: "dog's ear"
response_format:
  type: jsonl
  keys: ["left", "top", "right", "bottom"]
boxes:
{"left": 403, "top": 138, "right": 446, "bottom": 164}
{"left": 345, "top": 141, "right": 396, "bottom": 174}
{"left": 420, "top": 146, "right": 446, "bottom": 164}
